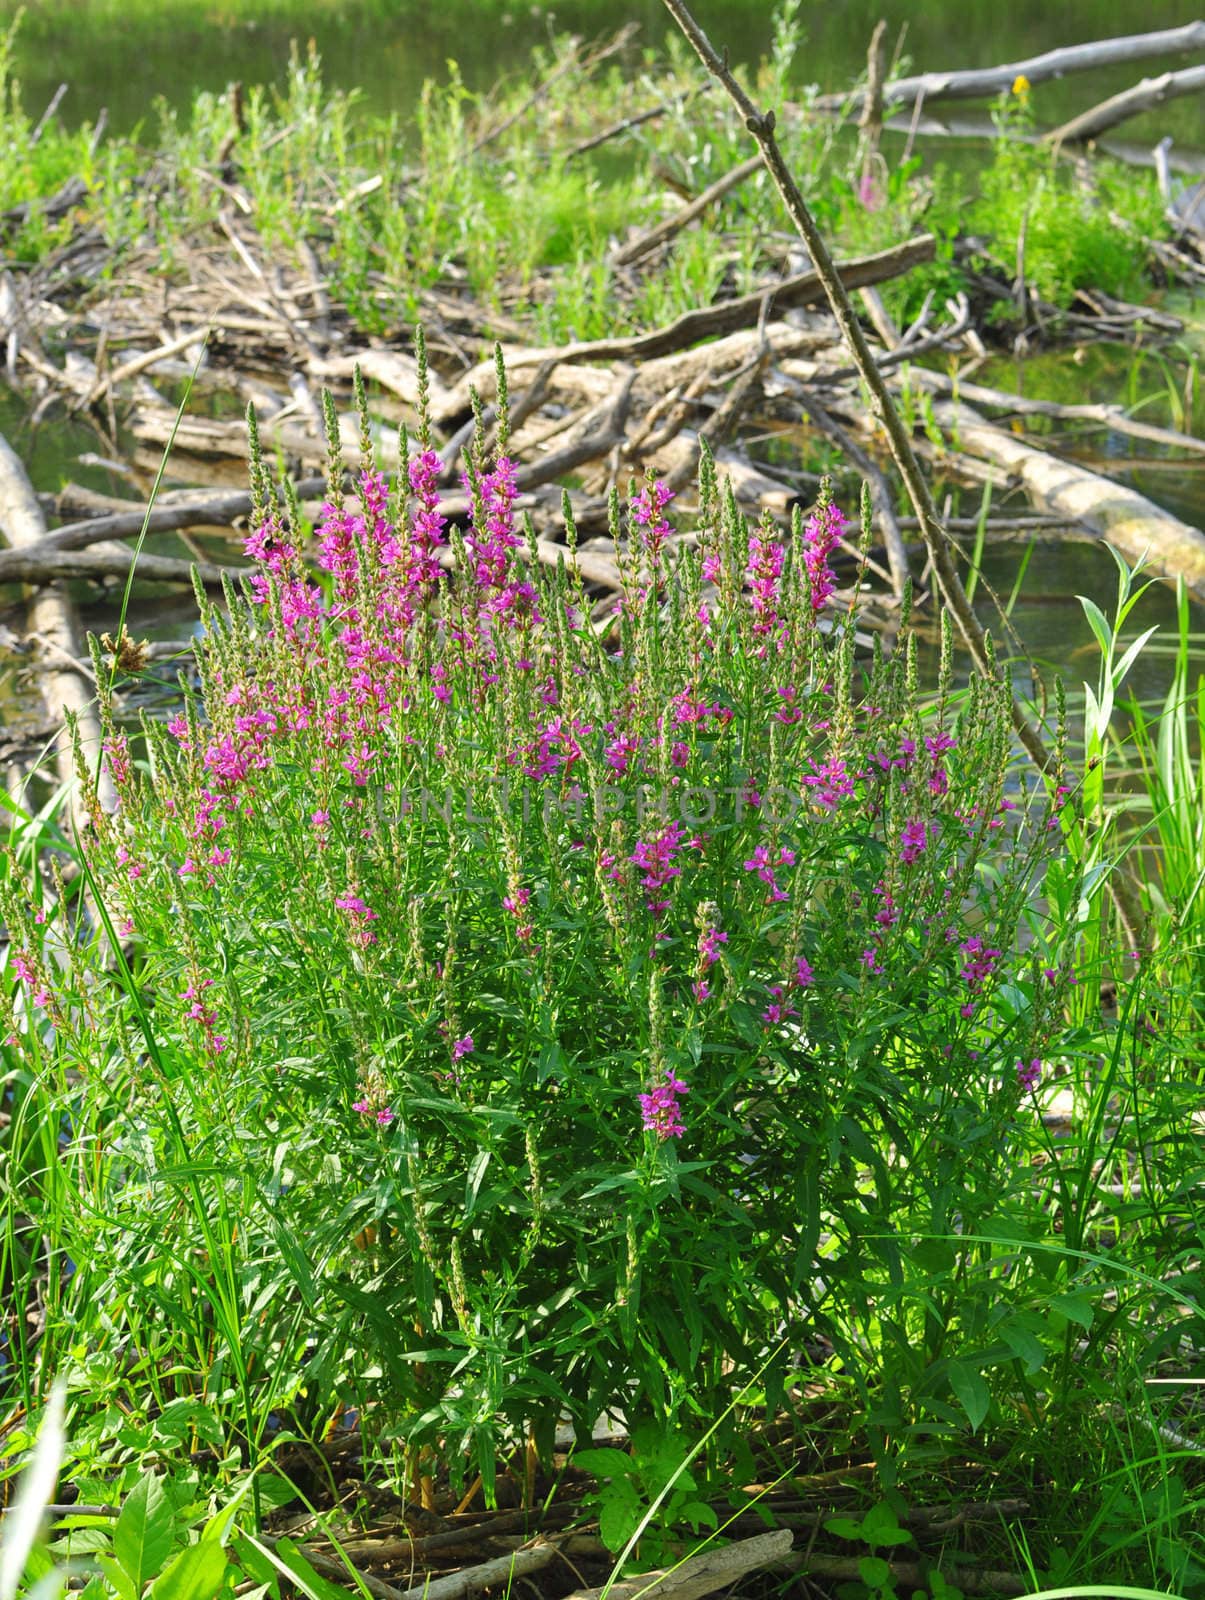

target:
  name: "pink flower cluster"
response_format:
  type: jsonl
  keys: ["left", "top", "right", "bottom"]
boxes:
{"left": 639, "top": 1067, "right": 688, "bottom": 1140}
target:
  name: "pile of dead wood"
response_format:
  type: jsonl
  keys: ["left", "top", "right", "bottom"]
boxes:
{"left": 1, "top": 20, "right": 1204, "bottom": 792}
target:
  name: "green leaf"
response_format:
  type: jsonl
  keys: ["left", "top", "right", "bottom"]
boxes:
{"left": 464, "top": 1148, "right": 492, "bottom": 1219}
{"left": 242, "top": 1537, "right": 346, "bottom": 1600}
{"left": 148, "top": 1538, "right": 231, "bottom": 1600}
{"left": 1000, "top": 1322, "right": 1047, "bottom": 1375}
{"left": 599, "top": 1494, "right": 641, "bottom": 1554}
{"left": 114, "top": 1472, "right": 175, "bottom": 1592}
{"left": 823, "top": 1516, "right": 865, "bottom": 1542}
{"left": 572, "top": 1449, "right": 637, "bottom": 1479}
{"left": 1049, "top": 1293, "right": 1094, "bottom": 1329}
{"left": 96, "top": 1557, "right": 138, "bottom": 1600}
{"left": 858, "top": 1555, "right": 893, "bottom": 1589}
{"left": 1077, "top": 595, "right": 1113, "bottom": 658}
{"left": 860, "top": 1501, "right": 912, "bottom": 1548}
{"left": 147, "top": 1536, "right": 230, "bottom": 1600}
{"left": 947, "top": 1360, "right": 991, "bottom": 1433}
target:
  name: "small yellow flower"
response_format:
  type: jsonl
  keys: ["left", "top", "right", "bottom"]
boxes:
{"left": 1012, "top": 74, "right": 1031, "bottom": 97}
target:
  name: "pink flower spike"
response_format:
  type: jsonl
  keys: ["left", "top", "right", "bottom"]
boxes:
{"left": 1016, "top": 1058, "right": 1041, "bottom": 1093}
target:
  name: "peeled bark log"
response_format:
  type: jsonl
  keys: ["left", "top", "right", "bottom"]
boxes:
{"left": 0, "top": 431, "right": 113, "bottom": 813}
{"left": 1047, "top": 64, "right": 1205, "bottom": 147}
{"left": 928, "top": 398, "right": 1205, "bottom": 599}
{"left": 813, "top": 23, "right": 1205, "bottom": 115}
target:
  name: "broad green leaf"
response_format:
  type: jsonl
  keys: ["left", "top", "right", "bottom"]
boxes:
{"left": 148, "top": 1537, "right": 231, "bottom": 1600}
{"left": 599, "top": 1495, "right": 640, "bottom": 1554}
{"left": 572, "top": 1449, "right": 637, "bottom": 1478}
{"left": 947, "top": 1360, "right": 990, "bottom": 1433}
{"left": 858, "top": 1555, "right": 893, "bottom": 1589}
{"left": 861, "top": 1501, "right": 912, "bottom": 1547}
{"left": 1000, "top": 1322, "right": 1047, "bottom": 1375}
{"left": 1049, "top": 1293, "right": 1095, "bottom": 1329}
{"left": 114, "top": 1472, "right": 174, "bottom": 1593}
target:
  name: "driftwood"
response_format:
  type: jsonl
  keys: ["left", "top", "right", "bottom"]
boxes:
{"left": 927, "top": 397, "right": 1205, "bottom": 600}
{"left": 394, "top": 1543, "right": 558, "bottom": 1600}
{"left": 564, "top": 1531, "right": 793, "bottom": 1600}
{"left": 0, "top": 432, "right": 113, "bottom": 814}
{"left": 814, "top": 23, "right": 1205, "bottom": 116}
{"left": 1048, "top": 64, "right": 1205, "bottom": 147}
{"left": 905, "top": 368, "right": 1205, "bottom": 457}
{"left": 430, "top": 235, "right": 936, "bottom": 412}
{"left": 780, "top": 1550, "right": 1026, "bottom": 1597}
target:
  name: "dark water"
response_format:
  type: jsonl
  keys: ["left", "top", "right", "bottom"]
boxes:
{"left": 5, "top": 0, "right": 1203, "bottom": 141}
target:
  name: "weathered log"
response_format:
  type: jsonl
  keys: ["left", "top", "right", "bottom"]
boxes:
{"left": 394, "top": 1543, "right": 557, "bottom": 1600}
{"left": 927, "top": 397, "right": 1205, "bottom": 599}
{"left": 0, "top": 480, "right": 330, "bottom": 577}
{"left": 563, "top": 1530, "right": 793, "bottom": 1600}
{"left": 431, "top": 236, "right": 936, "bottom": 418}
{"left": 0, "top": 547, "right": 244, "bottom": 587}
{"left": 904, "top": 368, "right": 1205, "bottom": 456}
{"left": 0, "top": 432, "right": 113, "bottom": 813}
{"left": 812, "top": 23, "right": 1205, "bottom": 115}
{"left": 1047, "top": 64, "right": 1205, "bottom": 146}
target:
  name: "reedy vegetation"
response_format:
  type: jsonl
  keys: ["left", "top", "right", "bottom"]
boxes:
{"left": 0, "top": 5, "right": 1173, "bottom": 342}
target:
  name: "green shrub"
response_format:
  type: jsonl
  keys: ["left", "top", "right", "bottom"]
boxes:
{"left": 0, "top": 353, "right": 1078, "bottom": 1494}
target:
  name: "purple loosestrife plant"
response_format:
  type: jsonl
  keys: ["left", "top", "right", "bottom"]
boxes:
{"left": 4, "top": 350, "right": 1078, "bottom": 1485}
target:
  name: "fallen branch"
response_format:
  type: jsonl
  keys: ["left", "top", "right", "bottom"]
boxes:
{"left": 564, "top": 1530, "right": 793, "bottom": 1600}
{"left": 0, "top": 546, "right": 243, "bottom": 587}
{"left": 394, "top": 1542, "right": 558, "bottom": 1600}
{"left": 927, "top": 396, "right": 1205, "bottom": 600}
{"left": 610, "top": 154, "right": 762, "bottom": 268}
{"left": 1048, "top": 63, "right": 1205, "bottom": 146}
{"left": 813, "top": 23, "right": 1205, "bottom": 115}
{"left": 903, "top": 368, "right": 1205, "bottom": 456}
{"left": 433, "top": 236, "right": 936, "bottom": 415}
{"left": 781, "top": 1550, "right": 1026, "bottom": 1597}
{"left": 0, "top": 479, "right": 328, "bottom": 576}
{"left": 0, "top": 432, "right": 112, "bottom": 814}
